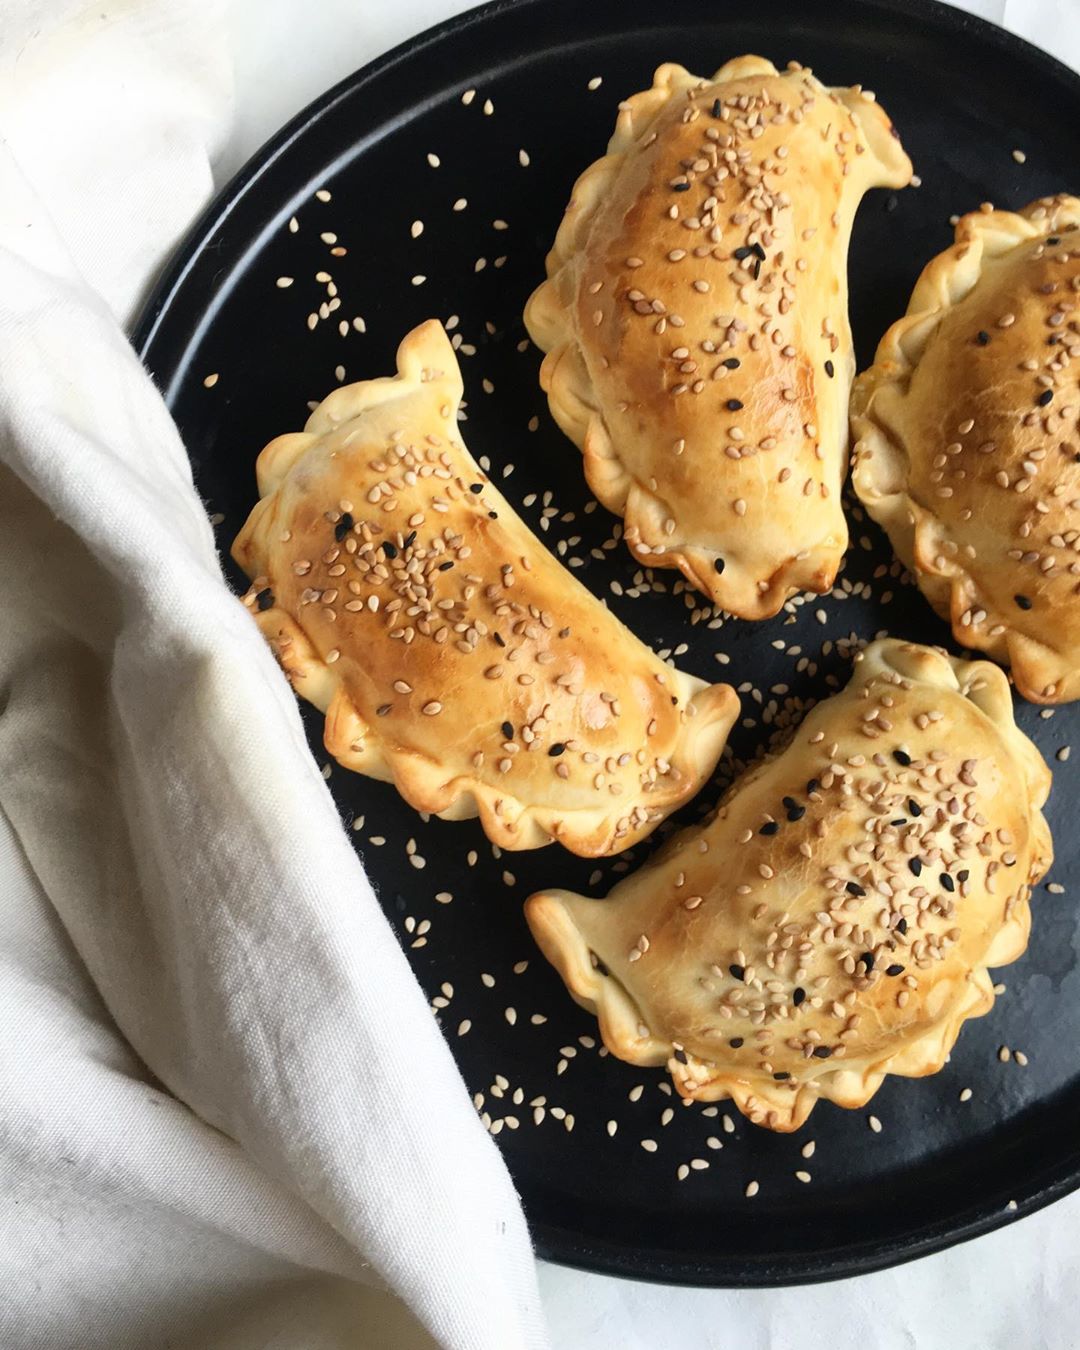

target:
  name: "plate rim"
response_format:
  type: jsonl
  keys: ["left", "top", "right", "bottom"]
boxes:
{"left": 132, "top": 0, "right": 1080, "bottom": 1287}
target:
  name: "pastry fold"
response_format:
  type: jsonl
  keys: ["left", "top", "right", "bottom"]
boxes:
{"left": 527, "top": 639, "right": 1052, "bottom": 1129}
{"left": 526, "top": 56, "right": 912, "bottom": 618}
{"left": 853, "top": 195, "right": 1080, "bottom": 703}
{"left": 233, "top": 321, "right": 739, "bottom": 855}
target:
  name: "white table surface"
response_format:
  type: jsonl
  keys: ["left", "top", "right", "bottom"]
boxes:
{"left": 219, "top": 2, "right": 1080, "bottom": 1345}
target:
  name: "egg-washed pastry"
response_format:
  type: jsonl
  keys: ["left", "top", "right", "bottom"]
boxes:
{"left": 852, "top": 195, "right": 1080, "bottom": 704}
{"left": 524, "top": 56, "right": 912, "bottom": 619}
{"left": 232, "top": 321, "right": 739, "bottom": 856}
{"left": 526, "top": 639, "right": 1052, "bottom": 1131}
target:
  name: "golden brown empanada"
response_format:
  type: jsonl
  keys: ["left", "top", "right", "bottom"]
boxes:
{"left": 526, "top": 639, "right": 1052, "bottom": 1130}
{"left": 852, "top": 195, "right": 1080, "bottom": 703}
{"left": 525, "top": 56, "right": 912, "bottom": 618}
{"left": 233, "top": 321, "right": 739, "bottom": 855}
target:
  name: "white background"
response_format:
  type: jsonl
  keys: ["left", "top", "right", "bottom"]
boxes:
{"left": 222, "top": 2, "right": 1079, "bottom": 1346}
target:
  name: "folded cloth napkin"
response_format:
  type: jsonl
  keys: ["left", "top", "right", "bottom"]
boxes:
{"left": 0, "top": 3, "right": 546, "bottom": 1348}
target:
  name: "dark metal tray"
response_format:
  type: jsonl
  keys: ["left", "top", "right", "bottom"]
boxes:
{"left": 133, "top": 0, "right": 1080, "bottom": 1285}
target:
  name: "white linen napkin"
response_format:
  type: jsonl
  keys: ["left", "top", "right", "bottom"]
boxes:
{"left": 0, "top": 3, "right": 546, "bottom": 1348}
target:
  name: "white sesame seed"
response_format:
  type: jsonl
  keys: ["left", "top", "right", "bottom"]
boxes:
{"left": 868, "top": 1115, "right": 883, "bottom": 1133}
{"left": 587, "top": 76, "right": 603, "bottom": 90}
{"left": 745, "top": 1180, "right": 759, "bottom": 1198}
{"left": 202, "top": 372, "right": 219, "bottom": 388}
{"left": 426, "top": 152, "right": 440, "bottom": 167}
{"left": 461, "top": 89, "right": 476, "bottom": 105}
{"left": 411, "top": 220, "right": 424, "bottom": 238}
{"left": 275, "top": 276, "right": 294, "bottom": 288}
{"left": 518, "top": 148, "right": 530, "bottom": 167}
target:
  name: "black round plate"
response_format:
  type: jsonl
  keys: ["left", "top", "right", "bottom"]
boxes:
{"left": 134, "top": 0, "right": 1080, "bottom": 1286}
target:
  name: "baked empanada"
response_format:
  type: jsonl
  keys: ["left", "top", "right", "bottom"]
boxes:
{"left": 527, "top": 639, "right": 1052, "bottom": 1130}
{"left": 852, "top": 195, "right": 1080, "bottom": 703}
{"left": 233, "top": 321, "right": 739, "bottom": 856}
{"left": 525, "top": 56, "right": 912, "bottom": 618}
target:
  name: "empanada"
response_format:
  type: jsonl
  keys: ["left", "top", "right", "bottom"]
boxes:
{"left": 233, "top": 321, "right": 739, "bottom": 856}
{"left": 852, "top": 195, "right": 1080, "bottom": 703}
{"left": 526, "top": 639, "right": 1052, "bottom": 1130}
{"left": 525, "top": 56, "right": 912, "bottom": 618}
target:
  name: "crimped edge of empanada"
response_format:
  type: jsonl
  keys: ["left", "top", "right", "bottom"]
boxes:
{"left": 233, "top": 320, "right": 741, "bottom": 856}
{"left": 524, "top": 56, "right": 912, "bottom": 620}
{"left": 525, "top": 640, "right": 1052, "bottom": 1130}
{"left": 851, "top": 194, "right": 1080, "bottom": 704}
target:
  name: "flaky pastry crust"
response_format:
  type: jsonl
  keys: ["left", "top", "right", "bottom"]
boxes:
{"left": 527, "top": 639, "right": 1052, "bottom": 1129}
{"left": 525, "top": 56, "right": 912, "bottom": 618}
{"left": 852, "top": 195, "right": 1080, "bottom": 703}
{"left": 233, "top": 321, "right": 739, "bottom": 855}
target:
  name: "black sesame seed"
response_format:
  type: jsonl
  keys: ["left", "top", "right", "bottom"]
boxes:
{"left": 382, "top": 540, "right": 398, "bottom": 559}
{"left": 941, "top": 872, "right": 955, "bottom": 893}
{"left": 773, "top": 1071, "right": 791, "bottom": 1081}
{"left": 733, "top": 245, "right": 753, "bottom": 261}
{"left": 812, "top": 1046, "right": 833, "bottom": 1059}
{"left": 403, "top": 530, "right": 417, "bottom": 550}
{"left": 334, "top": 512, "right": 354, "bottom": 541}
{"left": 861, "top": 951, "right": 875, "bottom": 972}
{"left": 501, "top": 721, "right": 513, "bottom": 739}
{"left": 726, "top": 398, "right": 744, "bottom": 411}
{"left": 673, "top": 181, "right": 690, "bottom": 192}
{"left": 806, "top": 778, "right": 820, "bottom": 794}
{"left": 782, "top": 796, "right": 797, "bottom": 811}
{"left": 493, "top": 632, "right": 506, "bottom": 647}
{"left": 890, "top": 818, "right": 907, "bottom": 827}
{"left": 846, "top": 881, "right": 866, "bottom": 896}
{"left": 892, "top": 749, "right": 912, "bottom": 766}
{"left": 908, "top": 798, "right": 922, "bottom": 817}
{"left": 711, "top": 97, "right": 722, "bottom": 118}
{"left": 729, "top": 963, "right": 746, "bottom": 981}
{"left": 255, "top": 587, "right": 274, "bottom": 612}
{"left": 976, "top": 330, "right": 990, "bottom": 345}
{"left": 788, "top": 805, "right": 807, "bottom": 822}
{"left": 729, "top": 1037, "right": 744, "bottom": 1048}
{"left": 759, "top": 821, "right": 780, "bottom": 836}
{"left": 958, "top": 869, "right": 969, "bottom": 883}
{"left": 824, "top": 360, "right": 835, "bottom": 379}
{"left": 488, "top": 510, "right": 498, "bottom": 519}
{"left": 752, "top": 257, "right": 762, "bottom": 280}
{"left": 376, "top": 703, "right": 392, "bottom": 716}
{"left": 886, "top": 964, "right": 905, "bottom": 977}
{"left": 438, "top": 560, "right": 454, "bottom": 571}
{"left": 1038, "top": 389, "right": 1054, "bottom": 406}
{"left": 722, "top": 357, "right": 741, "bottom": 369}
{"left": 713, "top": 557, "right": 726, "bottom": 574}
{"left": 673, "top": 1047, "right": 688, "bottom": 1064}
{"left": 896, "top": 917, "right": 909, "bottom": 935}
{"left": 751, "top": 243, "right": 766, "bottom": 261}
{"left": 548, "top": 743, "right": 565, "bottom": 757}
{"left": 469, "top": 482, "right": 484, "bottom": 493}
{"left": 1048, "top": 236, "right": 1061, "bottom": 245}
{"left": 909, "top": 858, "right": 923, "bottom": 877}
{"left": 1015, "top": 594, "right": 1033, "bottom": 610}
{"left": 793, "top": 986, "right": 806, "bottom": 1007}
